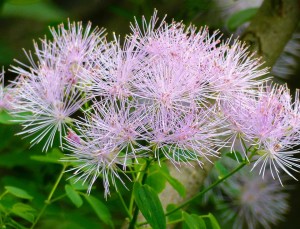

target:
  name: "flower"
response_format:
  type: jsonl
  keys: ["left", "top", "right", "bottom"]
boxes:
{"left": 147, "top": 105, "right": 229, "bottom": 166}
{"left": 10, "top": 20, "right": 105, "bottom": 151}
{"left": 207, "top": 40, "right": 268, "bottom": 100}
{"left": 78, "top": 34, "right": 143, "bottom": 100}
{"left": 130, "top": 11, "right": 268, "bottom": 110}
{"left": 11, "top": 66, "right": 83, "bottom": 151}
{"left": 64, "top": 99, "right": 148, "bottom": 197}
{"left": 222, "top": 84, "right": 300, "bottom": 182}
{"left": 49, "top": 20, "right": 106, "bottom": 84}
{"left": 130, "top": 11, "right": 219, "bottom": 106}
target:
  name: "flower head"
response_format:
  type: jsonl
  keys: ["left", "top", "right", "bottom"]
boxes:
{"left": 148, "top": 105, "right": 229, "bottom": 166}
{"left": 78, "top": 34, "right": 143, "bottom": 100}
{"left": 64, "top": 99, "right": 148, "bottom": 197}
{"left": 10, "top": 20, "right": 105, "bottom": 151}
{"left": 222, "top": 84, "right": 300, "bottom": 182}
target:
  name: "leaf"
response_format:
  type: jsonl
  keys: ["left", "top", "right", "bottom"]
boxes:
{"left": 166, "top": 204, "right": 182, "bottom": 222}
{"left": 11, "top": 203, "right": 36, "bottom": 223}
{"left": 84, "top": 195, "right": 114, "bottom": 228}
{"left": 7, "top": 219, "right": 29, "bottom": 229}
{"left": 5, "top": 186, "right": 33, "bottom": 200}
{"left": 146, "top": 172, "right": 166, "bottom": 193}
{"left": 30, "top": 148, "right": 64, "bottom": 164}
{"left": 160, "top": 164, "right": 186, "bottom": 197}
{"left": 65, "top": 185, "right": 83, "bottom": 208}
{"left": 0, "top": 110, "right": 15, "bottom": 124}
{"left": 225, "top": 151, "right": 244, "bottom": 163}
{"left": 0, "top": 111, "right": 32, "bottom": 125}
{"left": 68, "top": 177, "right": 89, "bottom": 191}
{"left": 203, "top": 213, "right": 221, "bottom": 229}
{"left": 133, "top": 183, "right": 166, "bottom": 229}
{"left": 183, "top": 212, "right": 206, "bottom": 229}
{"left": 214, "top": 161, "right": 229, "bottom": 178}
{"left": 226, "top": 8, "right": 258, "bottom": 31}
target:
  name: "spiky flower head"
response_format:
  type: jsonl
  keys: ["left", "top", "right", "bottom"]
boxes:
{"left": 64, "top": 99, "right": 148, "bottom": 197}
{"left": 147, "top": 105, "right": 229, "bottom": 166}
{"left": 10, "top": 20, "right": 105, "bottom": 151}
{"left": 222, "top": 83, "right": 300, "bottom": 182}
{"left": 130, "top": 11, "right": 268, "bottom": 106}
{"left": 78, "top": 34, "right": 143, "bottom": 100}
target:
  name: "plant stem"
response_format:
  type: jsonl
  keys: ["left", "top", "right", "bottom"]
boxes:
{"left": 0, "top": 190, "right": 8, "bottom": 200}
{"left": 50, "top": 193, "right": 67, "bottom": 203}
{"left": 30, "top": 164, "right": 67, "bottom": 229}
{"left": 128, "top": 159, "right": 151, "bottom": 229}
{"left": 117, "top": 191, "right": 132, "bottom": 220}
{"left": 137, "top": 160, "right": 248, "bottom": 227}
{"left": 165, "top": 161, "right": 247, "bottom": 216}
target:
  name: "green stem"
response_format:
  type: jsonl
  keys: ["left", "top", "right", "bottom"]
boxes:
{"left": 165, "top": 161, "right": 247, "bottom": 216}
{"left": 117, "top": 191, "right": 132, "bottom": 220}
{"left": 128, "top": 159, "right": 151, "bottom": 229}
{"left": 167, "top": 218, "right": 184, "bottom": 225}
{"left": 137, "top": 160, "right": 248, "bottom": 227}
{"left": 30, "top": 164, "right": 67, "bottom": 229}
{"left": 50, "top": 193, "right": 67, "bottom": 204}
{"left": 0, "top": 190, "right": 8, "bottom": 200}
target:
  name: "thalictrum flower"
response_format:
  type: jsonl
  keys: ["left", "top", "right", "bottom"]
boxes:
{"left": 148, "top": 105, "right": 229, "bottom": 166}
{"left": 78, "top": 34, "right": 143, "bottom": 100}
{"left": 222, "top": 84, "right": 300, "bottom": 183}
{"left": 10, "top": 20, "right": 105, "bottom": 151}
{"left": 64, "top": 99, "right": 148, "bottom": 197}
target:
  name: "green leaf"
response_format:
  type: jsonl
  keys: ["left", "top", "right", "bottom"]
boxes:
{"left": 7, "top": 219, "right": 29, "bottom": 229}
{"left": 225, "top": 151, "right": 244, "bottom": 163}
{"left": 11, "top": 203, "right": 36, "bottom": 223}
{"left": 68, "top": 177, "right": 89, "bottom": 191}
{"left": 226, "top": 8, "right": 258, "bottom": 31}
{"left": 146, "top": 172, "right": 166, "bottom": 193}
{"left": 30, "top": 148, "right": 64, "bottom": 164}
{"left": 5, "top": 186, "right": 33, "bottom": 200}
{"left": 166, "top": 204, "right": 182, "bottom": 222}
{"left": 84, "top": 195, "right": 114, "bottom": 228}
{"left": 160, "top": 164, "right": 186, "bottom": 197}
{"left": 0, "top": 110, "right": 15, "bottom": 124}
{"left": 133, "top": 183, "right": 166, "bottom": 229}
{"left": 203, "top": 213, "right": 221, "bottom": 229}
{"left": 0, "top": 111, "right": 32, "bottom": 125}
{"left": 65, "top": 185, "right": 83, "bottom": 208}
{"left": 183, "top": 212, "right": 206, "bottom": 229}
{"left": 214, "top": 161, "right": 229, "bottom": 178}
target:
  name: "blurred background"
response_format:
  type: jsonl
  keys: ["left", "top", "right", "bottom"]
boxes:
{"left": 0, "top": 0, "right": 300, "bottom": 228}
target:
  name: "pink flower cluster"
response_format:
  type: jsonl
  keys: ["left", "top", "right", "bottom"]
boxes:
{"left": 2, "top": 11, "right": 300, "bottom": 196}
